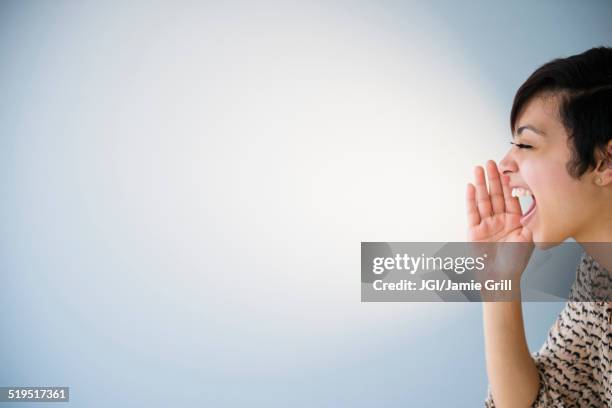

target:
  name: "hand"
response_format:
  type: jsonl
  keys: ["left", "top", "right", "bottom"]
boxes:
{"left": 466, "top": 160, "right": 534, "bottom": 281}
{"left": 467, "top": 160, "right": 532, "bottom": 243}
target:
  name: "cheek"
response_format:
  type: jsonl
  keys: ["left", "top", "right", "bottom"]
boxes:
{"left": 529, "top": 162, "right": 590, "bottom": 240}
{"left": 523, "top": 156, "right": 580, "bottom": 202}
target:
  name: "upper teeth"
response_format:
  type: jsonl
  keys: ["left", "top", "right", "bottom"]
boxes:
{"left": 511, "top": 187, "right": 533, "bottom": 197}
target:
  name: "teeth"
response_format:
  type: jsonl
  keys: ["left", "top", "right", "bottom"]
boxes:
{"left": 511, "top": 187, "right": 533, "bottom": 197}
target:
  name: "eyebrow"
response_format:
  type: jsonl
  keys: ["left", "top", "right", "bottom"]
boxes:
{"left": 513, "top": 124, "right": 546, "bottom": 138}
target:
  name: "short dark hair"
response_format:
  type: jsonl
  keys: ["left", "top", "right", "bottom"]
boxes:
{"left": 510, "top": 46, "right": 612, "bottom": 177}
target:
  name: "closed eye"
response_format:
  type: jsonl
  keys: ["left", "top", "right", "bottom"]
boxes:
{"left": 510, "top": 141, "right": 533, "bottom": 149}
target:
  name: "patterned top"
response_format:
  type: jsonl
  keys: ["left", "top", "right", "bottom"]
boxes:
{"left": 485, "top": 253, "right": 612, "bottom": 407}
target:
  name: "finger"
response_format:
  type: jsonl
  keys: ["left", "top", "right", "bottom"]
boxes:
{"left": 500, "top": 173, "right": 522, "bottom": 215}
{"left": 486, "top": 160, "right": 505, "bottom": 215}
{"left": 474, "top": 166, "right": 493, "bottom": 219}
{"left": 466, "top": 183, "right": 480, "bottom": 226}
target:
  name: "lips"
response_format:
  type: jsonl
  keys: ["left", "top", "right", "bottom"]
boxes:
{"left": 520, "top": 195, "right": 537, "bottom": 225}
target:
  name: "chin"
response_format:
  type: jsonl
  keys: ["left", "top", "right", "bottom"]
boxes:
{"left": 534, "top": 241, "right": 562, "bottom": 250}
{"left": 532, "top": 227, "right": 568, "bottom": 249}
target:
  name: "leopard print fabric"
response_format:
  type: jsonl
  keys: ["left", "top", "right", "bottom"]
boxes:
{"left": 485, "top": 253, "right": 612, "bottom": 407}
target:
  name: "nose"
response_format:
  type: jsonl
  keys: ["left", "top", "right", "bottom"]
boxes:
{"left": 499, "top": 149, "right": 518, "bottom": 175}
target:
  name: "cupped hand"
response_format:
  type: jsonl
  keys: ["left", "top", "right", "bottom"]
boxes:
{"left": 466, "top": 160, "right": 534, "bottom": 282}
{"left": 466, "top": 160, "right": 533, "bottom": 243}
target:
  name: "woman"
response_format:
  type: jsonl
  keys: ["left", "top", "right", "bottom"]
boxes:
{"left": 465, "top": 46, "right": 612, "bottom": 407}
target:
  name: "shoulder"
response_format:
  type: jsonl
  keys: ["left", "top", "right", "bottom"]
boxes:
{"left": 569, "top": 252, "right": 611, "bottom": 304}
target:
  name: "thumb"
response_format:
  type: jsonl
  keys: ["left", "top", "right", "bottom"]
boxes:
{"left": 520, "top": 227, "right": 533, "bottom": 242}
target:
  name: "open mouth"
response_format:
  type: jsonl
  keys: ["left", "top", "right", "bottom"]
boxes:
{"left": 511, "top": 187, "right": 537, "bottom": 225}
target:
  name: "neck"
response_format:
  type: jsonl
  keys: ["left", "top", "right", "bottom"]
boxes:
{"left": 574, "top": 206, "right": 612, "bottom": 272}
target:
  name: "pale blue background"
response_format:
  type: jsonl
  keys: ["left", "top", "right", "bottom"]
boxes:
{"left": 1, "top": 1, "right": 611, "bottom": 406}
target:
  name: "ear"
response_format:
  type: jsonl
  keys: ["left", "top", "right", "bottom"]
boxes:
{"left": 594, "top": 139, "right": 612, "bottom": 186}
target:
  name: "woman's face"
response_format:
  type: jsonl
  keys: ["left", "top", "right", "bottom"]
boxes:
{"left": 499, "top": 92, "right": 603, "bottom": 243}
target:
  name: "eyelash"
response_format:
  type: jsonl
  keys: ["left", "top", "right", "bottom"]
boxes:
{"left": 510, "top": 142, "right": 533, "bottom": 149}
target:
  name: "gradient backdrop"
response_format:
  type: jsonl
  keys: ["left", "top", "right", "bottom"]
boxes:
{"left": 1, "top": 1, "right": 612, "bottom": 406}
